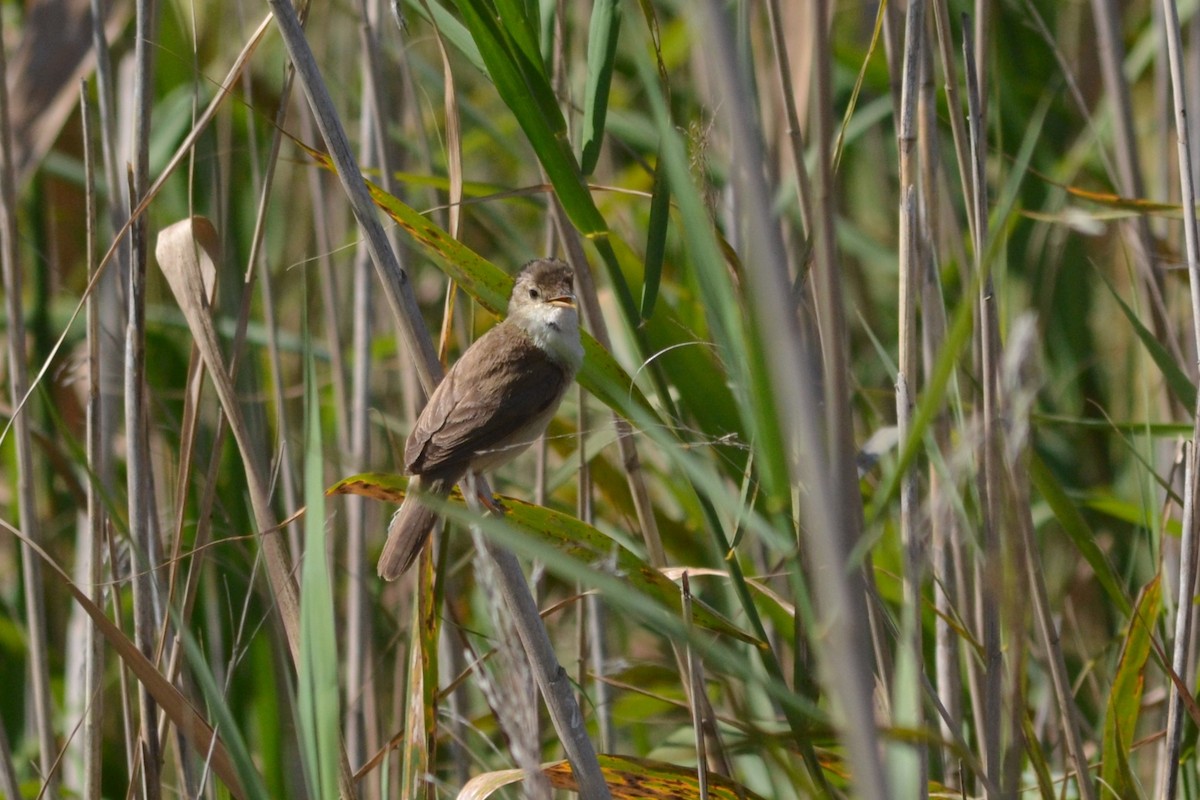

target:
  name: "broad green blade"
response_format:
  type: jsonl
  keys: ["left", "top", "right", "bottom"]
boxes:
{"left": 297, "top": 353, "right": 340, "bottom": 800}
{"left": 639, "top": 155, "right": 669, "bottom": 319}
{"left": 581, "top": 0, "right": 622, "bottom": 175}
{"left": 1101, "top": 575, "right": 1159, "bottom": 799}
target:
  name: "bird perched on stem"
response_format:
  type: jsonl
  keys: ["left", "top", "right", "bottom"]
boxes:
{"left": 378, "top": 258, "right": 585, "bottom": 580}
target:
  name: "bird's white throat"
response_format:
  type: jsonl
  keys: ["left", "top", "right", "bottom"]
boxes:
{"left": 513, "top": 303, "right": 584, "bottom": 373}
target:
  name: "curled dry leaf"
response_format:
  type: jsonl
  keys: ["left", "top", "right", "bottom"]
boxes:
{"left": 454, "top": 755, "right": 770, "bottom": 800}
{"left": 456, "top": 768, "right": 524, "bottom": 800}
{"left": 155, "top": 216, "right": 220, "bottom": 313}
{"left": 153, "top": 216, "right": 304, "bottom": 665}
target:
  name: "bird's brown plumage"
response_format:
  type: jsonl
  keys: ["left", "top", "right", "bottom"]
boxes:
{"left": 405, "top": 326, "right": 572, "bottom": 477}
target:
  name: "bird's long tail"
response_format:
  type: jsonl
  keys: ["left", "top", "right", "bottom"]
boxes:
{"left": 378, "top": 475, "right": 453, "bottom": 580}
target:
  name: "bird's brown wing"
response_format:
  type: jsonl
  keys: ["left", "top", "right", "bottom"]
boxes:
{"left": 405, "top": 326, "right": 570, "bottom": 477}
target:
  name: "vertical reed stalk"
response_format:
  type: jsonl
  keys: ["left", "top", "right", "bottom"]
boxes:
{"left": 0, "top": 691, "right": 17, "bottom": 799}
{"left": 930, "top": 0, "right": 976, "bottom": 241}
{"left": 681, "top": 573, "right": 709, "bottom": 800}
{"left": 1015, "top": 454, "right": 1097, "bottom": 800}
{"left": 126, "top": 1, "right": 162, "bottom": 793}
{"left": 467, "top": 493, "right": 614, "bottom": 800}
{"left": 0, "top": 8, "right": 59, "bottom": 798}
{"left": 1156, "top": 3, "right": 1200, "bottom": 796}
{"left": 266, "top": 0, "right": 441, "bottom": 393}
{"left": 81, "top": 79, "right": 106, "bottom": 800}
{"left": 916, "top": 24, "right": 963, "bottom": 788}
{"left": 1160, "top": 440, "right": 1199, "bottom": 800}
{"left": 343, "top": 0, "right": 387, "bottom": 774}
{"left": 962, "top": 20, "right": 1003, "bottom": 799}
{"left": 895, "top": 1, "right": 927, "bottom": 794}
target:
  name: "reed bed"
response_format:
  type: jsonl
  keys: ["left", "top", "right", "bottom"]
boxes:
{"left": 1, "top": 1, "right": 1199, "bottom": 798}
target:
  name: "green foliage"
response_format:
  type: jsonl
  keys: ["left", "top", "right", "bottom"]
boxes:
{"left": 297, "top": 352, "right": 340, "bottom": 799}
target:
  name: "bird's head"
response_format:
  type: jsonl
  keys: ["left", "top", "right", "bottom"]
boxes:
{"left": 509, "top": 258, "right": 577, "bottom": 316}
{"left": 507, "top": 258, "right": 584, "bottom": 370}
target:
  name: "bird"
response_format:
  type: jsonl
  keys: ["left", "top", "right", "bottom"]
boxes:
{"left": 378, "top": 258, "right": 585, "bottom": 580}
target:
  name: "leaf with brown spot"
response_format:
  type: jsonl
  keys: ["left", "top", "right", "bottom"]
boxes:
{"left": 327, "top": 471, "right": 412, "bottom": 504}
{"left": 546, "top": 754, "right": 770, "bottom": 800}
{"left": 328, "top": 472, "right": 757, "bottom": 643}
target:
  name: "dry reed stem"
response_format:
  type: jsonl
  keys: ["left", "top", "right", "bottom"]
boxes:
{"left": 930, "top": 1, "right": 975, "bottom": 244}
{"left": 0, "top": 7, "right": 59, "bottom": 797}
{"left": 1161, "top": 440, "right": 1200, "bottom": 800}
{"left": 127, "top": 0, "right": 163, "bottom": 777}
{"left": 342, "top": 0, "right": 391, "bottom": 776}
{"left": 465, "top": 490, "right": 613, "bottom": 800}
{"left": 763, "top": 0, "right": 815, "bottom": 241}
{"left": 79, "top": 77, "right": 106, "bottom": 800}
{"left": 681, "top": 573, "right": 709, "bottom": 800}
{"left": 896, "top": 0, "right": 927, "bottom": 792}
{"left": 1156, "top": 2, "right": 1200, "bottom": 795}
{"left": 915, "top": 19, "right": 963, "bottom": 787}
{"left": 961, "top": 19, "right": 1008, "bottom": 798}
{"left": 1015, "top": 452, "right": 1097, "bottom": 800}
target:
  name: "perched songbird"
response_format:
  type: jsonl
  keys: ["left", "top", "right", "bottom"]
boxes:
{"left": 378, "top": 258, "right": 585, "bottom": 580}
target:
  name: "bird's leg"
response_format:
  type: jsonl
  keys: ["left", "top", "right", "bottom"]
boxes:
{"left": 479, "top": 493, "right": 507, "bottom": 514}
{"left": 465, "top": 472, "right": 507, "bottom": 514}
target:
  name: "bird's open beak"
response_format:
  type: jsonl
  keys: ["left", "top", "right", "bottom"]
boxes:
{"left": 548, "top": 293, "right": 577, "bottom": 308}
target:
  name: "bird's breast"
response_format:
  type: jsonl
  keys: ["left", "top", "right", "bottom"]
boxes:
{"left": 514, "top": 306, "right": 584, "bottom": 375}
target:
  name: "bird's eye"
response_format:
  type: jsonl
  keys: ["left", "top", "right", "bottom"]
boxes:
{"left": 528, "top": 288, "right": 540, "bottom": 300}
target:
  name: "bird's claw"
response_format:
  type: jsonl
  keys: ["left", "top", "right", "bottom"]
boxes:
{"left": 479, "top": 493, "right": 507, "bottom": 514}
